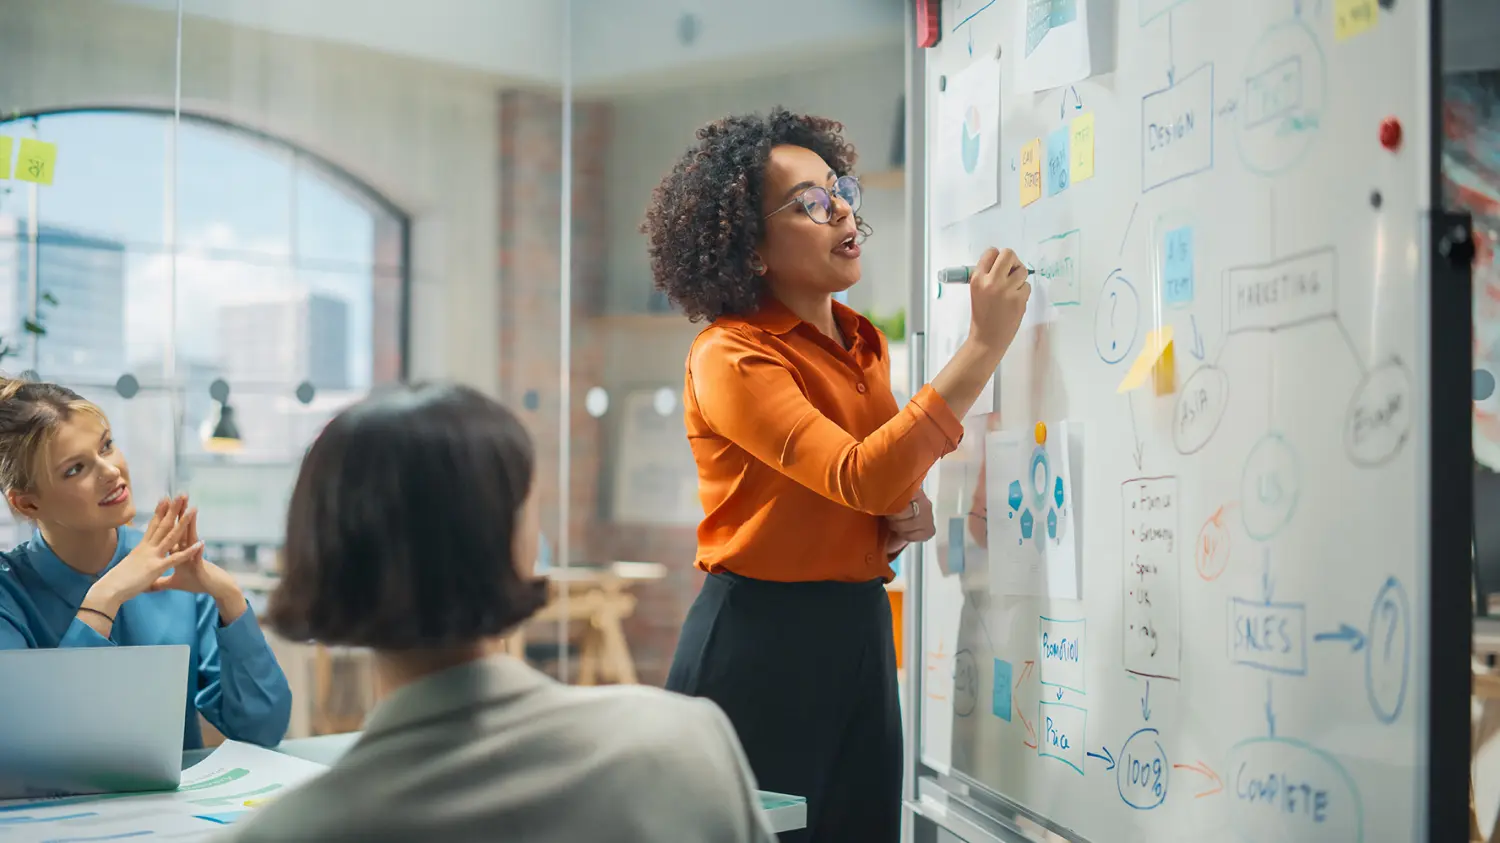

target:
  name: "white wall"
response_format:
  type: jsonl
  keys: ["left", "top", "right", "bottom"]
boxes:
{"left": 0, "top": 0, "right": 513, "bottom": 393}
{"left": 570, "top": 0, "right": 904, "bottom": 94}
{"left": 112, "top": 0, "right": 904, "bottom": 94}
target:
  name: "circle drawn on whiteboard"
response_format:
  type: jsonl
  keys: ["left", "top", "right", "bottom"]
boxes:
{"left": 1239, "top": 432, "right": 1301, "bottom": 540}
{"left": 1234, "top": 18, "right": 1327, "bottom": 177}
{"left": 961, "top": 104, "right": 983, "bottom": 175}
{"left": 584, "top": 387, "right": 609, "bottom": 418}
{"left": 1094, "top": 270, "right": 1140, "bottom": 365}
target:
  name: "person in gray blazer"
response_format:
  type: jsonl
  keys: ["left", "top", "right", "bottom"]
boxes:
{"left": 220, "top": 384, "right": 775, "bottom": 843}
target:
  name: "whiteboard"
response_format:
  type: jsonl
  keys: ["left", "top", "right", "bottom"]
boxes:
{"left": 915, "top": 0, "right": 1439, "bottom": 840}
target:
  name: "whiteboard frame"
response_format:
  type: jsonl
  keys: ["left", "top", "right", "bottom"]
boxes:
{"left": 898, "top": 1, "right": 1473, "bottom": 841}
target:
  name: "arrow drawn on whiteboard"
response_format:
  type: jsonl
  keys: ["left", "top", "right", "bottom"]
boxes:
{"left": 1141, "top": 680, "right": 1152, "bottom": 721}
{"left": 1314, "top": 623, "right": 1367, "bottom": 651}
{"left": 1262, "top": 546, "right": 1275, "bottom": 603}
{"left": 1016, "top": 702, "right": 1037, "bottom": 748}
{"left": 1058, "top": 86, "right": 1084, "bottom": 120}
{"left": 1265, "top": 678, "right": 1277, "bottom": 736}
{"left": 1166, "top": 9, "right": 1177, "bottom": 86}
{"left": 1172, "top": 761, "right": 1225, "bottom": 798}
{"left": 1119, "top": 202, "right": 1139, "bottom": 256}
{"left": 1127, "top": 391, "right": 1146, "bottom": 470}
{"left": 1087, "top": 747, "right": 1116, "bottom": 771}
{"left": 1188, "top": 315, "right": 1206, "bottom": 361}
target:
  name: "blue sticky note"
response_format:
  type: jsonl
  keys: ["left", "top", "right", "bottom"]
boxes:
{"left": 993, "top": 659, "right": 1014, "bottom": 720}
{"left": 1163, "top": 226, "right": 1194, "bottom": 305}
{"left": 946, "top": 517, "right": 967, "bottom": 574}
{"left": 1046, "top": 126, "right": 1071, "bottom": 196}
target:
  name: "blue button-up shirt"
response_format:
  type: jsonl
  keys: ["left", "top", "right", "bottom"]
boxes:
{"left": 0, "top": 527, "right": 292, "bottom": 750}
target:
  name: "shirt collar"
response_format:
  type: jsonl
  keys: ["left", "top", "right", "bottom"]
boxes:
{"left": 359, "top": 655, "right": 552, "bottom": 739}
{"left": 24, "top": 527, "right": 130, "bottom": 607}
{"left": 732, "top": 296, "right": 885, "bottom": 355}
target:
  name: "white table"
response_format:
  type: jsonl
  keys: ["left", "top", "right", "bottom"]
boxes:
{"left": 185, "top": 733, "right": 807, "bottom": 834}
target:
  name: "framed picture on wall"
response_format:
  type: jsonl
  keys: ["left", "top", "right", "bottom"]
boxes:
{"left": 610, "top": 387, "right": 701, "bottom": 526}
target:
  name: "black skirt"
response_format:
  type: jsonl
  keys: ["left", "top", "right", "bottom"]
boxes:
{"left": 665, "top": 571, "right": 901, "bottom": 843}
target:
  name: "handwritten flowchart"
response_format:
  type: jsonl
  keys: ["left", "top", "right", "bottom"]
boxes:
{"left": 936, "top": 2, "right": 1416, "bottom": 838}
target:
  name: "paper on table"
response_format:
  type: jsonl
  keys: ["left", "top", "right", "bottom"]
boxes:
{"left": 986, "top": 422, "right": 1082, "bottom": 599}
{"left": 936, "top": 56, "right": 1002, "bottom": 226}
{"left": 0, "top": 741, "right": 329, "bottom": 840}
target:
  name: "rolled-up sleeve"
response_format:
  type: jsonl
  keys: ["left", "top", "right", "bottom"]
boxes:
{"left": 192, "top": 597, "right": 292, "bottom": 747}
{"left": 690, "top": 328, "right": 963, "bottom": 516}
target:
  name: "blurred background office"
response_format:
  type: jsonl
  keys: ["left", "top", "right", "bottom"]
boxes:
{"left": 0, "top": 0, "right": 912, "bottom": 742}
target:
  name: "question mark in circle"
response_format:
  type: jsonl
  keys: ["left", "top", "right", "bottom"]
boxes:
{"left": 1380, "top": 598, "right": 1399, "bottom": 661}
{"left": 1109, "top": 291, "right": 1119, "bottom": 350}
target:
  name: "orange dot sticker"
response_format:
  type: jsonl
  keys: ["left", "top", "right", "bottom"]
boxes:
{"left": 1034, "top": 422, "right": 1047, "bottom": 445}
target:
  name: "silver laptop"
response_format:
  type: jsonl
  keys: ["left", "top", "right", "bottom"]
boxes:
{"left": 0, "top": 644, "right": 189, "bottom": 800}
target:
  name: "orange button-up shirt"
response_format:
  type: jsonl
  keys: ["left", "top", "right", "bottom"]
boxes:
{"left": 684, "top": 298, "right": 965, "bottom": 583}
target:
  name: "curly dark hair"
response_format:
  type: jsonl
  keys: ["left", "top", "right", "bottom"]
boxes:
{"left": 641, "top": 107, "right": 871, "bottom": 323}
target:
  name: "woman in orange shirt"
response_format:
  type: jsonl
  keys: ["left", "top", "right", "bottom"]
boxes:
{"left": 643, "top": 108, "right": 1030, "bottom": 842}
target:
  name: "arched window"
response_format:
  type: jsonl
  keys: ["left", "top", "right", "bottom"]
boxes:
{"left": 0, "top": 109, "right": 409, "bottom": 541}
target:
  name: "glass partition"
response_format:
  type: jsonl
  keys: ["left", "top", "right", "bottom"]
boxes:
{"left": 562, "top": 2, "right": 909, "bottom": 685}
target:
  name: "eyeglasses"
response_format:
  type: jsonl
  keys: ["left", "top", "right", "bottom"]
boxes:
{"left": 765, "top": 175, "right": 862, "bottom": 225}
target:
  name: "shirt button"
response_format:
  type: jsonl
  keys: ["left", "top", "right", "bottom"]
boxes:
{"left": 866, "top": 553, "right": 874, "bottom": 563}
{"left": 856, "top": 382, "right": 868, "bottom": 394}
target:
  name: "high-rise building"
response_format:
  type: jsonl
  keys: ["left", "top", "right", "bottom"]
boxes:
{"left": 218, "top": 292, "right": 349, "bottom": 390}
{"left": 0, "top": 215, "right": 127, "bottom": 382}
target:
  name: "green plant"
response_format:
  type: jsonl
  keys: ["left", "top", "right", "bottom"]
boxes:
{"left": 0, "top": 291, "right": 58, "bottom": 363}
{"left": 862, "top": 307, "right": 906, "bottom": 342}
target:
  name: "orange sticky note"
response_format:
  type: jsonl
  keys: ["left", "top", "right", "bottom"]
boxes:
{"left": 0, "top": 137, "right": 11, "bottom": 180}
{"left": 15, "top": 139, "right": 57, "bottom": 186}
{"left": 1019, "top": 139, "right": 1042, "bottom": 207}
{"left": 1116, "top": 326, "right": 1175, "bottom": 393}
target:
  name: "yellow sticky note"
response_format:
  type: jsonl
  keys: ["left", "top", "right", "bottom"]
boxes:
{"left": 1070, "top": 113, "right": 1094, "bottom": 182}
{"left": 0, "top": 137, "right": 11, "bottom": 180}
{"left": 1152, "top": 337, "right": 1176, "bottom": 395}
{"left": 1019, "top": 138, "right": 1042, "bottom": 207}
{"left": 15, "top": 139, "right": 57, "bottom": 186}
{"left": 1116, "top": 325, "right": 1175, "bottom": 393}
{"left": 1334, "top": 0, "right": 1377, "bottom": 40}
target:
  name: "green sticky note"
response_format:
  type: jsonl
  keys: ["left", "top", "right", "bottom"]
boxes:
{"left": 0, "top": 136, "right": 11, "bottom": 180}
{"left": 15, "top": 138, "right": 57, "bottom": 186}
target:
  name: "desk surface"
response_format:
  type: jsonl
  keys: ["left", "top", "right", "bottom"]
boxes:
{"left": 184, "top": 733, "right": 807, "bottom": 833}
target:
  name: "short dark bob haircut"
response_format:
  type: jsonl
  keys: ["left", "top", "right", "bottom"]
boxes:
{"left": 641, "top": 106, "right": 869, "bottom": 324}
{"left": 267, "top": 383, "right": 547, "bottom": 649}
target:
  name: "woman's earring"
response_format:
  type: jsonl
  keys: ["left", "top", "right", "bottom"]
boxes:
{"left": 750, "top": 255, "right": 767, "bottom": 276}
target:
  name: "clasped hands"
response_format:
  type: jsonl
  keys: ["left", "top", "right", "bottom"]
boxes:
{"left": 883, "top": 489, "right": 935, "bottom": 557}
{"left": 80, "top": 495, "right": 247, "bottom": 628}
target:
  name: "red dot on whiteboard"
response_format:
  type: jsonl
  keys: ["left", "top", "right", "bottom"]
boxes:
{"left": 1379, "top": 117, "right": 1402, "bottom": 151}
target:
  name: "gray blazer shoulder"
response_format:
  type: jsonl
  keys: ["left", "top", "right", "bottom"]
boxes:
{"left": 216, "top": 660, "right": 775, "bottom": 843}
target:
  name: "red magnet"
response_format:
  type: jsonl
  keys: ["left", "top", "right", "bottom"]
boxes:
{"left": 1379, "top": 117, "right": 1403, "bottom": 151}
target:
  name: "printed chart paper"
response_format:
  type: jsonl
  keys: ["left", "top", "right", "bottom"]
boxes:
{"left": 937, "top": 56, "right": 1002, "bottom": 226}
{"left": 986, "top": 422, "right": 1083, "bottom": 598}
{"left": 1015, "top": 0, "right": 1093, "bottom": 92}
{"left": 0, "top": 741, "right": 329, "bottom": 840}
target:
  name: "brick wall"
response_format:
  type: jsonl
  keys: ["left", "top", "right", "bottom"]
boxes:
{"left": 497, "top": 89, "right": 608, "bottom": 555}
{"left": 496, "top": 90, "right": 702, "bottom": 687}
